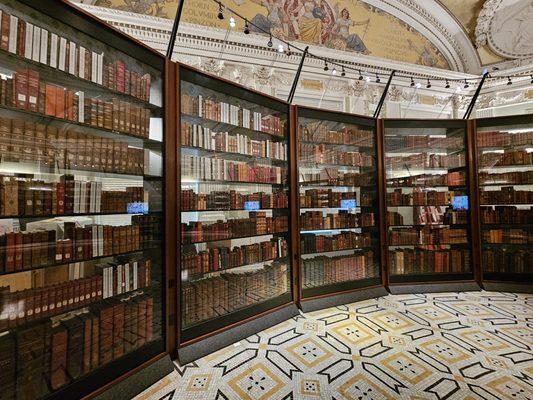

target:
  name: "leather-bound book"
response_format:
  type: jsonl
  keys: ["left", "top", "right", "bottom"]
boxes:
{"left": 27, "top": 69, "right": 39, "bottom": 112}
{"left": 55, "top": 86, "right": 66, "bottom": 119}
{"left": 44, "top": 84, "right": 56, "bottom": 117}
{"left": 0, "top": 331, "right": 16, "bottom": 398}
{"left": 77, "top": 314, "right": 93, "bottom": 375}
{"left": 14, "top": 69, "right": 29, "bottom": 109}
{"left": 62, "top": 316, "right": 84, "bottom": 380}
{"left": 14, "top": 231, "right": 22, "bottom": 271}
{"left": 50, "top": 325, "right": 69, "bottom": 390}
{"left": 112, "top": 300, "right": 125, "bottom": 359}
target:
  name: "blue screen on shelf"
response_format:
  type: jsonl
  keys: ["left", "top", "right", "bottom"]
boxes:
{"left": 127, "top": 202, "right": 149, "bottom": 214}
{"left": 244, "top": 201, "right": 260, "bottom": 211}
{"left": 452, "top": 196, "right": 468, "bottom": 211}
{"left": 341, "top": 199, "right": 357, "bottom": 209}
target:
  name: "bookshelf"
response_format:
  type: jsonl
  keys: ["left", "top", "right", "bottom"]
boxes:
{"left": 177, "top": 65, "right": 295, "bottom": 348}
{"left": 296, "top": 107, "right": 384, "bottom": 308}
{"left": 0, "top": 0, "right": 166, "bottom": 399}
{"left": 474, "top": 115, "right": 533, "bottom": 288}
{"left": 382, "top": 119, "right": 476, "bottom": 291}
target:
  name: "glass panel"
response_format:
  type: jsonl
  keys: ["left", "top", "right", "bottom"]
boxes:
{"left": 383, "top": 122, "right": 472, "bottom": 277}
{"left": 297, "top": 112, "right": 380, "bottom": 296}
{"left": 179, "top": 70, "right": 291, "bottom": 336}
{"left": 0, "top": 1, "right": 164, "bottom": 398}
{"left": 476, "top": 120, "right": 533, "bottom": 278}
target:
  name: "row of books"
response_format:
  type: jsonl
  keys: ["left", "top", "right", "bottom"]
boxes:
{"left": 0, "top": 221, "right": 149, "bottom": 274}
{"left": 387, "top": 189, "right": 465, "bottom": 206}
{"left": 182, "top": 262, "right": 288, "bottom": 327}
{"left": 0, "top": 175, "right": 143, "bottom": 216}
{"left": 181, "top": 213, "right": 288, "bottom": 244}
{"left": 388, "top": 228, "right": 468, "bottom": 245}
{"left": 300, "top": 170, "right": 374, "bottom": 187}
{"left": 482, "top": 229, "right": 531, "bottom": 244}
{"left": 299, "top": 189, "right": 373, "bottom": 208}
{"left": 483, "top": 249, "right": 530, "bottom": 273}
{"left": 386, "top": 153, "right": 465, "bottom": 169}
{"left": 181, "top": 93, "right": 284, "bottom": 137}
{"left": 480, "top": 206, "right": 532, "bottom": 224}
{"left": 181, "top": 154, "right": 286, "bottom": 184}
{"left": 477, "top": 130, "right": 533, "bottom": 148}
{"left": 0, "top": 117, "right": 146, "bottom": 174}
{"left": 299, "top": 123, "right": 374, "bottom": 146}
{"left": 181, "top": 123, "right": 287, "bottom": 161}
{"left": 0, "top": 292, "right": 154, "bottom": 399}
{"left": 0, "top": 9, "right": 152, "bottom": 101}
{"left": 479, "top": 171, "right": 533, "bottom": 185}
{"left": 299, "top": 143, "right": 374, "bottom": 167}
{"left": 480, "top": 187, "right": 533, "bottom": 205}
{"left": 387, "top": 171, "right": 465, "bottom": 187}
{"left": 181, "top": 238, "right": 287, "bottom": 276}
{"left": 6, "top": 69, "right": 151, "bottom": 138}
{"left": 479, "top": 150, "right": 533, "bottom": 167}
{"left": 387, "top": 209, "right": 467, "bottom": 226}
{"left": 386, "top": 135, "right": 463, "bottom": 151}
{"left": 300, "top": 231, "right": 372, "bottom": 254}
{"left": 300, "top": 211, "right": 375, "bottom": 230}
{"left": 389, "top": 249, "right": 470, "bottom": 275}
{"left": 0, "top": 259, "right": 151, "bottom": 330}
{"left": 181, "top": 189, "right": 288, "bottom": 211}
{"left": 302, "top": 252, "right": 376, "bottom": 288}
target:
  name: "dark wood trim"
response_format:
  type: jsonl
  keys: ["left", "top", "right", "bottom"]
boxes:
{"left": 389, "top": 278, "right": 477, "bottom": 285}
{"left": 164, "top": 60, "right": 178, "bottom": 356}
{"left": 475, "top": 114, "right": 533, "bottom": 127}
{"left": 290, "top": 105, "right": 301, "bottom": 305}
{"left": 82, "top": 353, "right": 168, "bottom": 400}
{"left": 467, "top": 119, "right": 482, "bottom": 286}
{"left": 178, "top": 300, "right": 297, "bottom": 348}
{"left": 175, "top": 64, "right": 182, "bottom": 350}
{"left": 296, "top": 105, "right": 376, "bottom": 127}
{"left": 301, "top": 282, "right": 383, "bottom": 301}
{"left": 382, "top": 118, "right": 467, "bottom": 129}
{"left": 376, "top": 119, "right": 389, "bottom": 290}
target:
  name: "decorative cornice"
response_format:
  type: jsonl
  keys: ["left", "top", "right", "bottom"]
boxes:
{"left": 475, "top": 0, "right": 502, "bottom": 48}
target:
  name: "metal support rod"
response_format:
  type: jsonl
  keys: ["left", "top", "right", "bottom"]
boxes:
{"left": 166, "top": 0, "right": 185, "bottom": 59}
{"left": 463, "top": 71, "right": 489, "bottom": 119}
{"left": 373, "top": 70, "right": 395, "bottom": 118}
{"left": 287, "top": 46, "right": 308, "bottom": 104}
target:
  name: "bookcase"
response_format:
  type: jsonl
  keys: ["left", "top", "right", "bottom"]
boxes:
{"left": 296, "top": 107, "right": 385, "bottom": 309}
{"left": 177, "top": 65, "right": 296, "bottom": 355}
{"left": 382, "top": 119, "right": 477, "bottom": 292}
{"left": 0, "top": 0, "right": 166, "bottom": 398}
{"left": 474, "top": 115, "right": 533, "bottom": 289}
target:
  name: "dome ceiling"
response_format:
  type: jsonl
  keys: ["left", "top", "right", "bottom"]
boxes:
{"left": 74, "top": 0, "right": 532, "bottom": 73}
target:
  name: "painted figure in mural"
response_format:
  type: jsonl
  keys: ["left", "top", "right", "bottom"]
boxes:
{"left": 292, "top": 0, "right": 325, "bottom": 43}
{"left": 407, "top": 38, "right": 438, "bottom": 67}
{"left": 93, "top": 0, "right": 171, "bottom": 18}
{"left": 246, "top": 0, "right": 291, "bottom": 38}
{"left": 330, "top": 5, "right": 369, "bottom": 53}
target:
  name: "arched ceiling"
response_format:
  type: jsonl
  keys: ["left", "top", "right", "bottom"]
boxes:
{"left": 73, "top": 0, "right": 533, "bottom": 73}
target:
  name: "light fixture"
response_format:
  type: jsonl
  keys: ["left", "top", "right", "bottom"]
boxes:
{"left": 267, "top": 35, "right": 273, "bottom": 48}
{"left": 341, "top": 66, "right": 346, "bottom": 77}
{"left": 217, "top": 2, "right": 224, "bottom": 19}
{"left": 358, "top": 70, "right": 363, "bottom": 80}
{"left": 410, "top": 77, "right": 415, "bottom": 87}
{"left": 229, "top": 16, "right": 236, "bottom": 28}
{"left": 277, "top": 44, "right": 284, "bottom": 53}
{"left": 464, "top": 79, "right": 469, "bottom": 89}
{"left": 364, "top": 75, "right": 371, "bottom": 83}
{"left": 426, "top": 78, "right": 431, "bottom": 88}
{"left": 243, "top": 19, "right": 250, "bottom": 34}
{"left": 324, "top": 60, "right": 329, "bottom": 71}
{"left": 531, "top": 74, "right": 533, "bottom": 84}
{"left": 445, "top": 79, "right": 450, "bottom": 89}
{"left": 456, "top": 85, "right": 462, "bottom": 93}
{"left": 286, "top": 44, "right": 292, "bottom": 57}
{"left": 415, "top": 82, "right": 421, "bottom": 89}
{"left": 332, "top": 67, "right": 337, "bottom": 75}
{"left": 375, "top": 73, "right": 380, "bottom": 83}
{"left": 507, "top": 76, "right": 512, "bottom": 85}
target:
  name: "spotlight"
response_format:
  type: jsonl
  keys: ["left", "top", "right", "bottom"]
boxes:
{"left": 415, "top": 82, "right": 421, "bottom": 89}
{"left": 267, "top": 35, "right": 273, "bottom": 47}
{"left": 324, "top": 61, "right": 329, "bottom": 71}
{"left": 364, "top": 75, "right": 371, "bottom": 83}
{"left": 332, "top": 67, "right": 337, "bottom": 75}
{"left": 410, "top": 77, "right": 415, "bottom": 87}
{"left": 277, "top": 44, "right": 284, "bottom": 53}
{"left": 358, "top": 70, "right": 363, "bottom": 80}
{"left": 507, "top": 76, "right": 512, "bottom": 85}
{"left": 243, "top": 20, "right": 250, "bottom": 34}
{"left": 445, "top": 79, "right": 450, "bottom": 89}
{"left": 456, "top": 85, "right": 462, "bottom": 93}
{"left": 375, "top": 73, "right": 380, "bottom": 83}
{"left": 426, "top": 78, "right": 431, "bottom": 88}
{"left": 531, "top": 74, "right": 533, "bottom": 84}
{"left": 464, "top": 79, "right": 469, "bottom": 89}
{"left": 229, "top": 16, "right": 236, "bottom": 28}
{"left": 341, "top": 66, "right": 346, "bottom": 77}
{"left": 286, "top": 45, "right": 292, "bottom": 57}
{"left": 217, "top": 2, "right": 224, "bottom": 20}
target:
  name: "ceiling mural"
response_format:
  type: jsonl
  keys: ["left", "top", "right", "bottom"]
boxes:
{"left": 77, "top": 0, "right": 452, "bottom": 69}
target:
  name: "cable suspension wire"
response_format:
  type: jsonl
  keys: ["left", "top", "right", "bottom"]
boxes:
{"left": 210, "top": 0, "right": 533, "bottom": 88}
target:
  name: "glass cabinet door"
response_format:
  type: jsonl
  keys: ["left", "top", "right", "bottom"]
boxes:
{"left": 297, "top": 108, "right": 381, "bottom": 298}
{"left": 178, "top": 66, "right": 292, "bottom": 342}
{"left": 0, "top": 1, "right": 165, "bottom": 398}
{"left": 476, "top": 116, "right": 533, "bottom": 281}
{"left": 383, "top": 120, "right": 473, "bottom": 282}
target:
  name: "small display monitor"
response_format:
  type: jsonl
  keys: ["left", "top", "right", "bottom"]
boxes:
{"left": 341, "top": 199, "right": 357, "bottom": 209}
{"left": 127, "top": 202, "right": 149, "bottom": 214}
{"left": 452, "top": 196, "right": 468, "bottom": 211}
{"left": 244, "top": 201, "right": 260, "bottom": 211}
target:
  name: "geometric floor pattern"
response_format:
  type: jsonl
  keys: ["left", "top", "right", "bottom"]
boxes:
{"left": 133, "top": 291, "right": 533, "bottom": 400}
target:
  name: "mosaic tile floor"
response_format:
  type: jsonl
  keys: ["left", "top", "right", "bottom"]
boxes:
{"left": 134, "top": 291, "right": 533, "bottom": 400}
